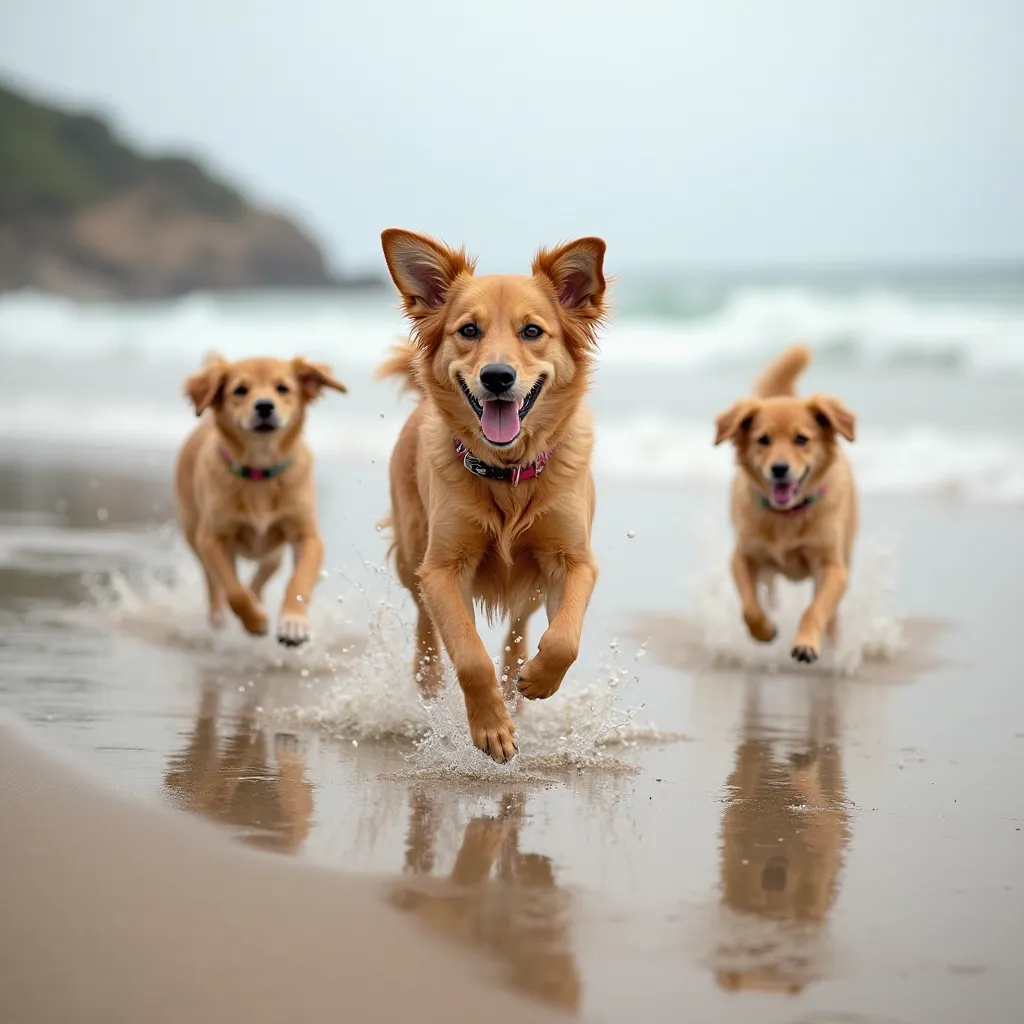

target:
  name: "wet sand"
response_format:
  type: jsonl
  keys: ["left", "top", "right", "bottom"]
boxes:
{"left": 2, "top": 451, "right": 1024, "bottom": 1022}
{"left": 0, "top": 714, "right": 569, "bottom": 1024}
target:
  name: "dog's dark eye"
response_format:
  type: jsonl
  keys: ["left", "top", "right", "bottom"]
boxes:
{"left": 794, "top": 434, "right": 809, "bottom": 446}
{"left": 276, "top": 384, "right": 290, "bottom": 395}
{"left": 757, "top": 434, "right": 770, "bottom": 446}
{"left": 233, "top": 385, "right": 249, "bottom": 397}
{"left": 457, "top": 323, "right": 479, "bottom": 339}
{"left": 522, "top": 323, "right": 543, "bottom": 340}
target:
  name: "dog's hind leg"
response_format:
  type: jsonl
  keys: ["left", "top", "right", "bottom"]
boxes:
{"left": 186, "top": 528, "right": 227, "bottom": 630}
{"left": 413, "top": 594, "right": 444, "bottom": 698}
{"left": 191, "top": 537, "right": 226, "bottom": 630}
{"left": 826, "top": 614, "right": 839, "bottom": 646}
{"left": 395, "top": 543, "right": 444, "bottom": 697}
{"left": 250, "top": 549, "right": 284, "bottom": 602}
{"left": 502, "top": 598, "right": 542, "bottom": 701}
{"left": 204, "top": 566, "right": 226, "bottom": 630}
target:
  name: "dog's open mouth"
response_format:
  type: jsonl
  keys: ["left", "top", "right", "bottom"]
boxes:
{"left": 768, "top": 469, "right": 809, "bottom": 508}
{"left": 458, "top": 376, "right": 544, "bottom": 447}
{"left": 771, "top": 480, "right": 799, "bottom": 506}
{"left": 252, "top": 423, "right": 278, "bottom": 434}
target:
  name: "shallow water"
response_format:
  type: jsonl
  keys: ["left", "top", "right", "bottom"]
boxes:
{"left": 2, "top": 451, "right": 1022, "bottom": 1022}
{"left": 3, "top": 281, "right": 1024, "bottom": 502}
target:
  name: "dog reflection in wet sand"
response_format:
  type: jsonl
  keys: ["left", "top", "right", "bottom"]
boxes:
{"left": 163, "top": 682, "right": 314, "bottom": 854}
{"left": 712, "top": 679, "right": 850, "bottom": 996}
{"left": 391, "top": 790, "right": 581, "bottom": 1013}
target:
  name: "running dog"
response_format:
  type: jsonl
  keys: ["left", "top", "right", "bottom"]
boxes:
{"left": 714, "top": 345, "right": 857, "bottom": 662}
{"left": 377, "top": 228, "right": 608, "bottom": 761}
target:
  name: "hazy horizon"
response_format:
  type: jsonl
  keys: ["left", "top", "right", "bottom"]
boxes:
{"left": 2, "top": 0, "right": 1022, "bottom": 277}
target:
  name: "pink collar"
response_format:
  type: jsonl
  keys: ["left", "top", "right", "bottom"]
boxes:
{"left": 453, "top": 438, "right": 556, "bottom": 486}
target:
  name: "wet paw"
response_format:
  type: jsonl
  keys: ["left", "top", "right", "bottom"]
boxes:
{"left": 516, "top": 636, "right": 575, "bottom": 701}
{"left": 243, "top": 610, "right": 269, "bottom": 636}
{"left": 516, "top": 659, "right": 564, "bottom": 700}
{"left": 791, "top": 643, "right": 819, "bottom": 664}
{"left": 229, "top": 589, "right": 268, "bottom": 636}
{"left": 744, "top": 611, "right": 777, "bottom": 644}
{"left": 277, "top": 613, "right": 310, "bottom": 647}
{"left": 467, "top": 703, "right": 518, "bottom": 763}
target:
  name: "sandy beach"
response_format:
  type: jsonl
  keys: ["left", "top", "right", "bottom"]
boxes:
{"left": 3, "top": 0, "right": 1024, "bottom": 1017}
{"left": 1, "top": 439, "right": 1023, "bottom": 1024}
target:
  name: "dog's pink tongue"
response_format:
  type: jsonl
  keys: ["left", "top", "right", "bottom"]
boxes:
{"left": 480, "top": 400, "right": 521, "bottom": 444}
{"left": 772, "top": 481, "right": 798, "bottom": 506}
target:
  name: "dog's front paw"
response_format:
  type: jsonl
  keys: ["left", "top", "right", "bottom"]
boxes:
{"left": 466, "top": 695, "right": 518, "bottom": 763}
{"left": 791, "top": 642, "right": 819, "bottom": 664}
{"left": 209, "top": 607, "right": 227, "bottom": 631}
{"left": 516, "top": 632, "right": 576, "bottom": 701}
{"left": 245, "top": 610, "right": 269, "bottom": 636}
{"left": 228, "top": 589, "right": 268, "bottom": 636}
{"left": 277, "top": 613, "right": 310, "bottom": 647}
{"left": 744, "top": 609, "right": 777, "bottom": 644}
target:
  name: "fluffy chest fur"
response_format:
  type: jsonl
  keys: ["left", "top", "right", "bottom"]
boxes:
{"left": 201, "top": 449, "right": 314, "bottom": 560}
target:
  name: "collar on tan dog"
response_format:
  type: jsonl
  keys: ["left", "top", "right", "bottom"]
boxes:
{"left": 453, "top": 437, "right": 556, "bottom": 486}
{"left": 757, "top": 485, "right": 828, "bottom": 515}
{"left": 220, "top": 447, "right": 292, "bottom": 481}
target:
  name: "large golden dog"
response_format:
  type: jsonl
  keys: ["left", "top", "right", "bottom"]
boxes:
{"left": 377, "top": 228, "right": 608, "bottom": 761}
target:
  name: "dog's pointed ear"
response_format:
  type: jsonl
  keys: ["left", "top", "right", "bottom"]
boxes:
{"left": 533, "top": 236, "right": 608, "bottom": 318}
{"left": 293, "top": 357, "right": 347, "bottom": 401}
{"left": 808, "top": 394, "right": 856, "bottom": 442}
{"left": 184, "top": 354, "right": 229, "bottom": 416}
{"left": 381, "top": 228, "right": 473, "bottom": 317}
{"left": 714, "top": 399, "right": 760, "bottom": 445}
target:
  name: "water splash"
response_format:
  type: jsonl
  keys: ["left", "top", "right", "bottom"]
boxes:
{"left": 683, "top": 521, "right": 904, "bottom": 676}
{"left": 267, "top": 568, "right": 682, "bottom": 780}
{"left": 80, "top": 536, "right": 683, "bottom": 777}
{"left": 79, "top": 528, "right": 366, "bottom": 673}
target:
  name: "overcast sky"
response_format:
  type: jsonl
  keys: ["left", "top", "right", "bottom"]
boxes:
{"left": 2, "top": 0, "right": 1021, "bottom": 274}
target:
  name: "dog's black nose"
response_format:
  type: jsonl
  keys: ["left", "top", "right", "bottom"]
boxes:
{"left": 479, "top": 363, "right": 517, "bottom": 395}
{"left": 771, "top": 461, "right": 790, "bottom": 480}
{"left": 254, "top": 399, "right": 275, "bottom": 419}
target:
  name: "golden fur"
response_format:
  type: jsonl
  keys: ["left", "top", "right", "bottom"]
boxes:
{"left": 175, "top": 353, "right": 346, "bottom": 645}
{"left": 714, "top": 344, "right": 858, "bottom": 662}
{"left": 377, "top": 228, "right": 608, "bottom": 761}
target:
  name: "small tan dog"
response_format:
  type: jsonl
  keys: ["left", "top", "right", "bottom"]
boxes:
{"left": 175, "top": 353, "right": 346, "bottom": 645}
{"left": 377, "top": 227, "right": 608, "bottom": 762}
{"left": 714, "top": 344, "right": 857, "bottom": 663}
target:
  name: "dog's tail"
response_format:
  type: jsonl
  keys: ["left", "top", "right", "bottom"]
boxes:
{"left": 374, "top": 339, "right": 423, "bottom": 397}
{"left": 754, "top": 343, "right": 812, "bottom": 398}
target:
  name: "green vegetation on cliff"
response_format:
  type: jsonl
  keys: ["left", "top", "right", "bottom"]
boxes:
{"left": 0, "top": 82, "right": 243, "bottom": 220}
{"left": 0, "top": 81, "right": 380, "bottom": 297}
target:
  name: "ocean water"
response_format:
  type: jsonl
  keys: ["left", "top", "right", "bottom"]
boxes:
{"left": 2, "top": 267, "right": 1023, "bottom": 502}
